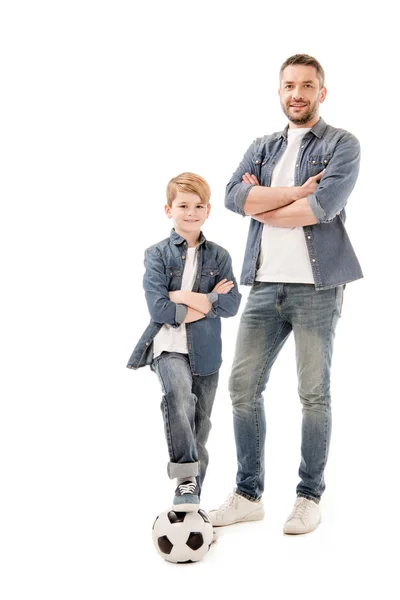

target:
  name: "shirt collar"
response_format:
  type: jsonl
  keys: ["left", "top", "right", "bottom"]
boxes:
{"left": 169, "top": 228, "right": 207, "bottom": 246}
{"left": 277, "top": 117, "right": 327, "bottom": 140}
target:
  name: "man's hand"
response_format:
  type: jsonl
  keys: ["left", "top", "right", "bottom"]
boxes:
{"left": 242, "top": 173, "right": 260, "bottom": 185}
{"left": 212, "top": 279, "right": 234, "bottom": 294}
{"left": 301, "top": 170, "right": 324, "bottom": 196}
{"left": 242, "top": 170, "right": 325, "bottom": 199}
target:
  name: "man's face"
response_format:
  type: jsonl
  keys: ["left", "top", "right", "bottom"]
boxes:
{"left": 279, "top": 65, "right": 326, "bottom": 127}
{"left": 165, "top": 191, "right": 210, "bottom": 235}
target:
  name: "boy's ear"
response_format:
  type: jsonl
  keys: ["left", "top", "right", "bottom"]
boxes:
{"left": 165, "top": 204, "right": 172, "bottom": 218}
{"left": 206, "top": 203, "right": 211, "bottom": 218}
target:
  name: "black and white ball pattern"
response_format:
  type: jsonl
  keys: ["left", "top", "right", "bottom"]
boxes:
{"left": 152, "top": 509, "right": 213, "bottom": 563}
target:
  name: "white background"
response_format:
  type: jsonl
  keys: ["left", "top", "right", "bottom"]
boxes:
{"left": 1, "top": 1, "right": 399, "bottom": 598}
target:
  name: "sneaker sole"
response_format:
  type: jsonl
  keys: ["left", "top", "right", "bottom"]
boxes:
{"left": 211, "top": 508, "right": 265, "bottom": 527}
{"left": 172, "top": 503, "right": 200, "bottom": 513}
{"left": 283, "top": 517, "right": 321, "bottom": 535}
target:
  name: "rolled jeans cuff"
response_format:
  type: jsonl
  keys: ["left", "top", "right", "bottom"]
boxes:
{"left": 167, "top": 461, "right": 199, "bottom": 479}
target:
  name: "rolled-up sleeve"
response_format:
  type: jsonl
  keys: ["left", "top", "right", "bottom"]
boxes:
{"left": 225, "top": 142, "right": 257, "bottom": 216}
{"left": 175, "top": 303, "right": 188, "bottom": 325}
{"left": 307, "top": 133, "right": 361, "bottom": 224}
{"left": 205, "top": 251, "right": 241, "bottom": 319}
{"left": 143, "top": 248, "right": 187, "bottom": 327}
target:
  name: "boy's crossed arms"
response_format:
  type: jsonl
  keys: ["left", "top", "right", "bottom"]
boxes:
{"left": 169, "top": 278, "right": 234, "bottom": 323}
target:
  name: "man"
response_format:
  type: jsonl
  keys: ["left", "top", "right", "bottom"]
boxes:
{"left": 209, "top": 54, "right": 363, "bottom": 534}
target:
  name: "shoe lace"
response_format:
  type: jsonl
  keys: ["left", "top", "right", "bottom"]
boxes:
{"left": 178, "top": 482, "right": 196, "bottom": 495}
{"left": 217, "top": 492, "right": 237, "bottom": 514}
{"left": 290, "top": 498, "right": 312, "bottom": 520}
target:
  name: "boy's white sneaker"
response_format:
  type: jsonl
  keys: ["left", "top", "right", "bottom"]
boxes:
{"left": 283, "top": 497, "right": 321, "bottom": 535}
{"left": 209, "top": 491, "right": 264, "bottom": 527}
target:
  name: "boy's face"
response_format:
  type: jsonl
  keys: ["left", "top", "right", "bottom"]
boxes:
{"left": 165, "top": 192, "right": 210, "bottom": 236}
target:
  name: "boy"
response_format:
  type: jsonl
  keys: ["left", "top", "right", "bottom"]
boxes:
{"left": 127, "top": 172, "right": 241, "bottom": 511}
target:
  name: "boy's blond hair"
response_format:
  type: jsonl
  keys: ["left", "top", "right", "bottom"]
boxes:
{"left": 166, "top": 172, "right": 211, "bottom": 207}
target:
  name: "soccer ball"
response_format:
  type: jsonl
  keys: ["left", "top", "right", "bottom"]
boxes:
{"left": 152, "top": 509, "right": 213, "bottom": 563}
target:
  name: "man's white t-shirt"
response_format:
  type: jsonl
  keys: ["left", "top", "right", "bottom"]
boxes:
{"left": 153, "top": 246, "right": 198, "bottom": 358}
{"left": 256, "top": 127, "right": 314, "bottom": 284}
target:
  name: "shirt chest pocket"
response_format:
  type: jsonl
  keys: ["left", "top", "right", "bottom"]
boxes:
{"left": 307, "top": 154, "right": 332, "bottom": 177}
{"left": 199, "top": 265, "right": 220, "bottom": 293}
{"left": 251, "top": 152, "right": 270, "bottom": 182}
{"left": 166, "top": 266, "right": 183, "bottom": 291}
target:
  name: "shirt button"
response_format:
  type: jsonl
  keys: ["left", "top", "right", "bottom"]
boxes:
{"left": 312, "top": 259, "right": 316, "bottom": 262}
{"left": 182, "top": 255, "right": 185, "bottom": 259}
{"left": 256, "top": 160, "right": 260, "bottom": 164}
{"left": 210, "top": 271, "right": 214, "bottom": 275}
{"left": 145, "top": 342, "right": 149, "bottom": 346}
{"left": 324, "top": 160, "right": 328, "bottom": 164}
{"left": 312, "top": 160, "right": 316, "bottom": 164}
{"left": 301, "top": 145, "right": 304, "bottom": 148}
{"left": 169, "top": 272, "right": 172, "bottom": 276}
{"left": 307, "top": 236, "right": 311, "bottom": 239}
{"left": 296, "top": 163, "right": 299, "bottom": 167}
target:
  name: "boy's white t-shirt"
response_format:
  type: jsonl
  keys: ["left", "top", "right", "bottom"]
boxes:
{"left": 256, "top": 127, "right": 314, "bottom": 284}
{"left": 153, "top": 246, "right": 198, "bottom": 358}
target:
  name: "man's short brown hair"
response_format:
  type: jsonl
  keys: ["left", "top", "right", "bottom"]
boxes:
{"left": 166, "top": 172, "right": 211, "bottom": 207}
{"left": 280, "top": 54, "right": 325, "bottom": 87}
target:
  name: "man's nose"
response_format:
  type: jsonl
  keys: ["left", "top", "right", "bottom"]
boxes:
{"left": 292, "top": 87, "right": 304, "bottom": 99}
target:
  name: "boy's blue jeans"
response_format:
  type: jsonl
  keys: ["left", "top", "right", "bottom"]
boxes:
{"left": 152, "top": 352, "right": 219, "bottom": 496}
{"left": 230, "top": 282, "right": 343, "bottom": 503}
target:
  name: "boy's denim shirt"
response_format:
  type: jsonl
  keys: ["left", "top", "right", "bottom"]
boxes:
{"left": 127, "top": 229, "right": 242, "bottom": 376}
{"left": 226, "top": 117, "right": 363, "bottom": 289}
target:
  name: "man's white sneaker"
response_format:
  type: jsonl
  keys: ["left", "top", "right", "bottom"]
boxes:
{"left": 283, "top": 497, "right": 321, "bottom": 535}
{"left": 209, "top": 491, "right": 265, "bottom": 527}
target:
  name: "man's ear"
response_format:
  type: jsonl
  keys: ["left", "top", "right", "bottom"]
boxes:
{"left": 319, "top": 86, "right": 327, "bottom": 104}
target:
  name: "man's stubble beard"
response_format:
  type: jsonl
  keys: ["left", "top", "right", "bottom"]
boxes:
{"left": 281, "top": 99, "right": 319, "bottom": 125}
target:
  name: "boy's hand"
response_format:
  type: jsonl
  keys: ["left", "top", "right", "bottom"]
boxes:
{"left": 242, "top": 173, "right": 260, "bottom": 185}
{"left": 212, "top": 279, "right": 234, "bottom": 294}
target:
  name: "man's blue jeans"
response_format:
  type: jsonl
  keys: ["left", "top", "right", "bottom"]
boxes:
{"left": 152, "top": 352, "right": 219, "bottom": 495}
{"left": 230, "top": 282, "right": 343, "bottom": 503}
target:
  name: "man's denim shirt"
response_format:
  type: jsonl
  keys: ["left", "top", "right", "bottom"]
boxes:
{"left": 226, "top": 118, "right": 363, "bottom": 289}
{"left": 127, "top": 229, "right": 241, "bottom": 376}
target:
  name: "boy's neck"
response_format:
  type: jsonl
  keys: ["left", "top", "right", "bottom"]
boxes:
{"left": 175, "top": 228, "right": 201, "bottom": 248}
